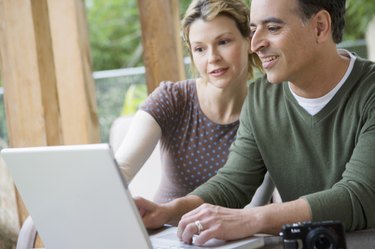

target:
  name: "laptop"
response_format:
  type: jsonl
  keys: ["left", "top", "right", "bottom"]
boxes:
{"left": 1, "top": 143, "right": 264, "bottom": 249}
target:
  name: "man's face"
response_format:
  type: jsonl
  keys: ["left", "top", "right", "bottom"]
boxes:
{"left": 250, "top": 0, "right": 319, "bottom": 84}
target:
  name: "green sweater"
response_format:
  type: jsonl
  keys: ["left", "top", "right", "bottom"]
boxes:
{"left": 191, "top": 57, "right": 375, "bottom": 231}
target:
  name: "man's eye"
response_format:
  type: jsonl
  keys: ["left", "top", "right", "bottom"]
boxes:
{"left": 250, "top": 30, "right": 256, "bottom": 37}
{"left": 268, "top": 26, "right": 281, "bottom": 32}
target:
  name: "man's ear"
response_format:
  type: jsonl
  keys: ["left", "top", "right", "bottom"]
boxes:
{"left": 313, "top": 10, "right": 331, "bottom": 43}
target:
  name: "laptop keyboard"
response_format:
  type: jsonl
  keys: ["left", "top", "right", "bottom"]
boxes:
{"left": 152, "top": 232, "right": 209, "bottom": 249}
{"left": 154, "top": 246, "right": 202, "bottom": 249}
{"left": 154, "top": 244, "right": 207, "bottom": 249}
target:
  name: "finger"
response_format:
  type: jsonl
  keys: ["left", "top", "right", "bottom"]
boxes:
{"left": 177, "top": 212, "right": 202, "bottom": 239}
{"left": 179, "top": 204, "right": 209, "bottom": 228}
{"left": 194, "top": 228, "right": 217, "bottom": 246}
{"left": 134, "top": 197, "right": 161, "bottom": 228}
{"left": 180, "top": 221, "right": 200, "bottom": 244}
{"left": 178, "top": 203, "right": 217, "bottom": 241}
{"left": 134, "top": 197, "right": 150, "bottom": 216}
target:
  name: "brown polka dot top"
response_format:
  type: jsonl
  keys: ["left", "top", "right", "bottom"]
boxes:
{"left": 140, "top": 79, "right": 239, "bottom": 203}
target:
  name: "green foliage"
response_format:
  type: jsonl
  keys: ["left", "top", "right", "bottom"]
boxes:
{"left": 345, "top": 0, "right": 375, "bottom": 40}
{"left": 86, "top": 0, "right": 142, "bottom": 71}
{"left": 121, "top": 84, "right": 147, "bottom": 115}
{"left": 0, "top": 94, "right": 7, "bottom": 142}
{"left": 85, "top": 0, "right": 200, "bottom": 71}
{"left": 95, "top": 74, "right": 145, "bottom": 142}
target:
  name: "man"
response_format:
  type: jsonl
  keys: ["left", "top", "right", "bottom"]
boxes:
{"left": 135, "top": 0, "right": 375, "bottom": 246}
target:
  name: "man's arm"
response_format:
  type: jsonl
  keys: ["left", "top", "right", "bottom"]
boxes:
{"left": 252, "top": 198, "right": 312, "bottom": 234}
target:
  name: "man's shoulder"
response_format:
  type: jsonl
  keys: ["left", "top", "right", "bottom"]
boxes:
{"left": 248, "top": 75, "right": 285, "bottom": 96}
{"left": 349, "top": 57, "right": 375, "bottom": 93}
{"left": 353, "top": 57, "right": 375, "bottom": 75}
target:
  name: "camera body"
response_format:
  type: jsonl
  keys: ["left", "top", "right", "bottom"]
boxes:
{"left": 280, "top": 220, "right": 347, "bottom": 249}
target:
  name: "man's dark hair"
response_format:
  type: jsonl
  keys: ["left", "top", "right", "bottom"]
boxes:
{"left": 296, "top": 0, "right": 346, "bottom": 43}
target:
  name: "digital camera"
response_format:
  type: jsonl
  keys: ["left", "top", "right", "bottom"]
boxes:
{"left": 280, "top": 220, "right": 347, "bottom": 249}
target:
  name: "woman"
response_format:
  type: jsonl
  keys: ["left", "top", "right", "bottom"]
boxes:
{"left": 115, "top": 0, "right": 261, "bottom": 203}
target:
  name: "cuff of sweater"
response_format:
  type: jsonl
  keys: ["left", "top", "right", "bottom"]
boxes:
{"left": 189, "top": 186, "right": 216, "bottom": 204}
{"left": 302, "top": 188, "right": 352, "bottom": 230}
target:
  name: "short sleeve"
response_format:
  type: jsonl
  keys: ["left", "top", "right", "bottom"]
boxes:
{"left": 140, "top": 81, "right": 191, "bottom": 135}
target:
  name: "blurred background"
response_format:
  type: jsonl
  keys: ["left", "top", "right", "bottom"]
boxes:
{"left": 0, "top": 1, "right": 374, "bottom": 248}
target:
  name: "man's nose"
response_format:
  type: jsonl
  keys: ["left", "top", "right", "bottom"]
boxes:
{"left": 251, "top": 30, "right": 268, "bottom": 53}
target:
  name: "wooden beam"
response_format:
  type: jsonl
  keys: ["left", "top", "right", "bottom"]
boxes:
{"left": 47, "top": 0, "right": 100, "bottom": 144}
{"left": 0, "top": 0, "right": 100, "bottom": 235}
{"left": 31, "top": 0, "right": 63, "bottom": 146}
{"left": 137, "top": 0, "right": 186, "bottom": 93}
{"left": 0, "top": 0, "right": 48, "bottom": 149}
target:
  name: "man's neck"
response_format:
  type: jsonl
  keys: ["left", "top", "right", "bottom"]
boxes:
{"left": 289, "top": 49, "right": 351, "bottom": 99}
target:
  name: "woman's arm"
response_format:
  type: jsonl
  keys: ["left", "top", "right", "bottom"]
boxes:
{"left": 114, "top": 110, "right": 161, "bottom": 182}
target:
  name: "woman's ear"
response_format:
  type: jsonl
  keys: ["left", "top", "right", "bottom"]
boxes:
{"left": 313, "top": 10, "right": 331, "bottom": 43}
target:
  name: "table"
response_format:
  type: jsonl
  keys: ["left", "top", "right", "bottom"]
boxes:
{"left": 261, "top": 229, "right": 375, "bottom": 248}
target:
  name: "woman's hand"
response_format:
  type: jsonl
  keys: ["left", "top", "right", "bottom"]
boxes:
{"left": 134, "top": 196, "right": 170, "bottom": 229}
{"left": 134, "top": 195, "right": 205, "bottom": 229}
{"left": 177, "top": 203, "right": 259, "bottom": 246}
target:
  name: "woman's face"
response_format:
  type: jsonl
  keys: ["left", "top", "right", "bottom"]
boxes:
{"left": 189, "top": 15, "right": 250, "bottom": 89}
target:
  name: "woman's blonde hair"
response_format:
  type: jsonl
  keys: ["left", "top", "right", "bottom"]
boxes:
{"left": 181, "top": 0, "right": 262, "bottom": 79}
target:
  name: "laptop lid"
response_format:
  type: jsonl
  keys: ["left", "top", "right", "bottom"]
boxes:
{"left": 2, "top": 143, "right": 264, "bottom": 249}
{"left": 1, "top": 143, "right": 152, "bottom": 249}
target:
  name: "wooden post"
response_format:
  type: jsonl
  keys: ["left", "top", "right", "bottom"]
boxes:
{"left": 0, "top": 0, "right": 100, "bottom": 237}
{"left": 137, "top": 0, "right": 186, "bottom": 93}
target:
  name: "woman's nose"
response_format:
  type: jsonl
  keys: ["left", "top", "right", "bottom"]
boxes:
{"left": 208, "top": 48, "right": 222, "bottom": 63}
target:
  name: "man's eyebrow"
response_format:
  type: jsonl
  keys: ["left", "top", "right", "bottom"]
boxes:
{"left": 250, "top": 17, "right": 285, "bottom": 27}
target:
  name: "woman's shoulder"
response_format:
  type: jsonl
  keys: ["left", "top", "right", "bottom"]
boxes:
{"left": 152, "top": 79, "right": 196, "bottom": 98}
{"left": 158, "top": 79, "right": 196, "bottom": 90}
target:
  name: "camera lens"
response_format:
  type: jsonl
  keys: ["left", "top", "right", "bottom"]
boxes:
{"left": 306, "top": 227, "right": 337, "bottom": 249}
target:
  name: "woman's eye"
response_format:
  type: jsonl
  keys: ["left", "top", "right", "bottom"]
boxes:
{"left": 193, "top": 47, "right": 204, "bottom": 53}
{"left": 219, "top": 39, "right": 230, "bottom": 45}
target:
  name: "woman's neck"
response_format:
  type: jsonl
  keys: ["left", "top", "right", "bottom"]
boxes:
{"left": 196, "top": 78, "right": 248, "bottom": 124}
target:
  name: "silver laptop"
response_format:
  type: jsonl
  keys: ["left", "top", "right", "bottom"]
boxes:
{"left": 1, "top": 144, "right": 264, "bottom": 249}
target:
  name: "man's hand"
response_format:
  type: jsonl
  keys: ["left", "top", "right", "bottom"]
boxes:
{"left": 176, "top": 198, "right": 312, "bottom": 246}
{"left": 177, "top": 203, "right": 259, "bottom": 245}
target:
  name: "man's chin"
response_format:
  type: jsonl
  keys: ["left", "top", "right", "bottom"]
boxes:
{"left": 266, "top": 73, "right": 284, "bottom": 84}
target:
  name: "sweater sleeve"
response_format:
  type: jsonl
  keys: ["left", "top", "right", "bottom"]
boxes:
{"left": 304, "top": 96, "right": 375, "bottom": 231}
{"left": 190, "top": 93, "right": 267, "bottom": 208}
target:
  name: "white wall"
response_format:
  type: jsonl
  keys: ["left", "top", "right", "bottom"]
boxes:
{"left": 366, "top": 16, "right": 375, "bottom": 62}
